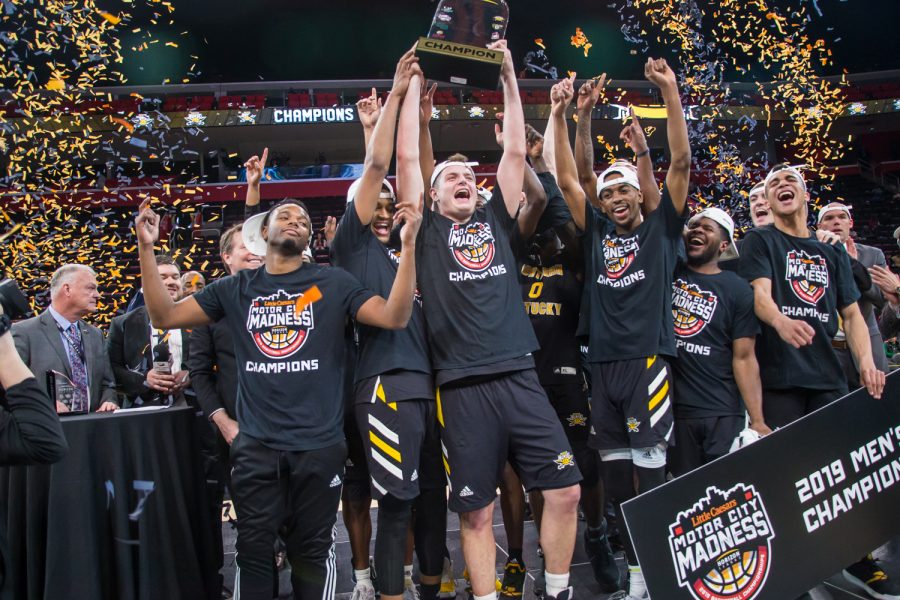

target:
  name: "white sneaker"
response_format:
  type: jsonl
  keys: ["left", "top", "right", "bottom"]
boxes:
{"left": 351, "top": 581, "right": 376, "bottom": 600}
{"left": 405, "top": 577, "right": 421, "bottom": 600}
{"left": 607, "top": 591, "right": 648, "bottom": 600}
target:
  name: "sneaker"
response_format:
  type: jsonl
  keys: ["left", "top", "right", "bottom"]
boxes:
{"left": 463, "top": 568, "right": 502, "bottom": 599}
{"left": 351, "top": 581, "right": 377, "bottom": 600}
{"left": 607, "top": 592, "right": 647, "bottom": 600}
{"left": 405, "top": 578, "right": 422, "bottom": 600}
{"left": 545, "top": 586, "right": 573, "bottom": 600}
{"left": 843, "top": 555, "right": 900, "bottom": 599}
{"left": 583, "top": 526, "right": 621, "bottom": 593}
{"left": 500, "top": 559, "right": 527, "bottom": 598}
{"left": 440, "top": 557, "right": 457, "bottom": 599}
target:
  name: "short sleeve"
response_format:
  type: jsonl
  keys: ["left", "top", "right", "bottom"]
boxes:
{"left": 488, "top": 187, "right": 517, "bottom": 231}
{"left": 834, "top": 247, "right": 862, "bottom": 309}
{"left": 534, "top": 172, "right": 573, "bottom": 233}
{"left": 730, "top": 278, "right": 760, "bottom": 340}
{"left": 192, "top": 275, "right": 236, "bottom": 322}
{"left": 656, "top": 184, "right": 689, "bottom": 238}
{"left": 331, "top": 267, "right": 378, "bottom": 319}
{"left": 738, "top": 230, "right": 773, "bottom": 282}
{"left": 331, "top": 200, "right": 368, "bottom": 264}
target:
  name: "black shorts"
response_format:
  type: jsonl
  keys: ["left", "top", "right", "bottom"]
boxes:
{"left": 589, "top": 356, "right": 674, "bottom": 451}
{"left": 669, "top": 415, "right": 743, "bottom": 477}
{"left": 342, "top": 414, "right": 371, "bottom": 502}
{"left": 544, "top": 382, "right": 598, "bottom": 487}
{"left": 762, "top": 387, "right": 847, "bottom": 429}
{"left": 438, "top": 369, "right": 582, "bottom": 513}
{"left": 354, "top": 379, "right": 443, "bottom": 500}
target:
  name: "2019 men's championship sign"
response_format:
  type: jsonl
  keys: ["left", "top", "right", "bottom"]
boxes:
{"left": 623, "top": 371, "right": 900, "bottom": 600}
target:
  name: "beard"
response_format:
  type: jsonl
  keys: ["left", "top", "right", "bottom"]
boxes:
{"left": 270, "top": 234, "right": 308, "bottom": 256}
{"left": 686, "top": 242, "right": 720, "bottom": 267}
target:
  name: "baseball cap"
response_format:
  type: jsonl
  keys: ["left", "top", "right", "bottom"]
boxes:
{"left": 346, "top": 177, "right": 395, "bottom": 204}
{"left": 688, "top": 207, "right": 739, "bottom": 260}
{"left": 816, "top": 202, "right": 852, "bottom": 224}
{"left": 596, "top": 166, "right": 640, "bottom": 197}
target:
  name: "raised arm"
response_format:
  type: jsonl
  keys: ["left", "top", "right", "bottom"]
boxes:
{"left": 355, "top": 48, "right": 420, "bottom": 225}
{"left": 135, "top": 200, "right": 212, "bottom": 330}
{"left": 397, "top": 74, "right": 424, "bottom": 212}
{"left": 619, "top": 108, "right": 661, "bottom": 213}
{"left": 419, "top": 81, "right": 437, "bottom": 195}
{"left": 243, "top": 147, "right": 267, "bottom": 213}
{"left": 574, "top": 76, "right": 604, "bottom": 203}
{"left": 492, "top": 40, "right": 527, "bottom": 219}
{"left": 645, "top": 58, "right": 690, "bottom": 213}
{"left": 551, "top": 75, "right": 586, "bottom": 231}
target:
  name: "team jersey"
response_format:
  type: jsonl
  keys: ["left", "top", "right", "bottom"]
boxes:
{"left": 416, "top": 194, "right": 538, "bottom": 385}
{"left": 671, "top": 266, "right": 759, "bottom": 417}
{"left": 520, "top": 256, "right": 584, "bottom": 386}
{"left": 739, "top": 225, "right": 859, "bottom": 391}
{"left": 583, "top": 184, "right": 687, "bottom": 363}
{"left": 330, "top": 200, "right": 432, "bottom": 391}
{"left": 194, "top": 264, "right": 375, "bottom": 451}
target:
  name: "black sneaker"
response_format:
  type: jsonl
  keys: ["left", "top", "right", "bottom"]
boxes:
{"left": 500, "top": 559, "right": 527, "bottom": 598}
{"left": 545, "top": 586, "right": 573, "bottom": 600}
{"left": 843, "top": 555, "right": 900, "bottom": 599}
{"left": 583, "top": 524, "right": 621, "bottom": 593}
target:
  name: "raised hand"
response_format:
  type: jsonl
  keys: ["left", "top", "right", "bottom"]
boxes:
{"left": 576, "top": 73, "right": 606, "bottom": 113}
{"left": 869, "top": 265, "right": 900, "bottom": 303}
{"left": 420, "top": 81, "right": 438, "bottom": 125}
{"left": 357, "top": 88, "right": 382, "bottom": 130}
{"left": 644, "top": 57, "right": 677, "bottom": 91}
{"left": 135, "top": 198, "right": 160, "bottom": 247}
{"left": 395, "top": 198, "right": 422, "bottom": 246}
{"left": 525, "top": 124, "right": 544, "bottom": 161}
{"left": 550, "top": 73, "right": 575, "bottom": 116}
{"left": 619, "top": 107, "right": 649, "bottom": 155}
{"left": 244, "top": 147, "right": 268, "bottom": 188}
{"left": 323, "top": 215, "right": 337, "bottom": 245}
{"left": 390, "top": 45, "right": 421, "bottom": 100}
{"left": 488, "top": 39, "right": 515, "bottom": 80}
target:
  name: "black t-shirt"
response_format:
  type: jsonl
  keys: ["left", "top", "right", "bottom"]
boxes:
{"left": 739, "top": 225, "right": 860, "bottom": 391}
{"left": 671, "top": 266, "right": 759, "bottom": 417}
{"left": 330, "top": 201, "right": 432, "bottom": 384}
{"left": 194, "top": 264, "right": 376, "bottom": 451}
{"left": 416, "top": 193, "right": 539, "bottom": 384}
{"left": 520, "top": 256, "right": 584, "bottom": 386}
{"left": 584, "top": 184, "right": 687, "bottom": 363}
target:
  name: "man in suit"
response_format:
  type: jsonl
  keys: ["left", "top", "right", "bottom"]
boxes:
{"left": 817, "top": 202, "right": 889, "bottom": 387}
{"left": 107, "top": 254, "right": 191, "bottom": 407}
{"left": 12, "top": 264, "right": 118, "bottom": 413}
{"left": 188, "top": 223, "right": 263, "bottom": 599}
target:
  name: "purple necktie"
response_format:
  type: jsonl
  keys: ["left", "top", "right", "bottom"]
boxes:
{"left": 63, "top": 324, "right": 90, "bottom": 412}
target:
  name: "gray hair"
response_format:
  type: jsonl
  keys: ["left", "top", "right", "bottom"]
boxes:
{"left": 49, "top": 264, "right": 96, "bottom": 296}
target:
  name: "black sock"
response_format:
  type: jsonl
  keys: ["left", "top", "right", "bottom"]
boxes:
{"left": 508, "top": 548, "right": 524, "bottom": 565}
{"left": 420, "top": 582, "right": 441, "bottom": 600}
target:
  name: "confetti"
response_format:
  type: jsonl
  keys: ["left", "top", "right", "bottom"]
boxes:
{"left": 295, "top": 285, "right": 322, "bottom": 313}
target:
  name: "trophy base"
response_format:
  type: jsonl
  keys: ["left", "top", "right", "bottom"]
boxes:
{"left": 415, "top": 37, "right": 503, "bottom": 89}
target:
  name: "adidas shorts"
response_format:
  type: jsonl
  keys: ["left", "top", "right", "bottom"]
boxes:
{"left": 354, "top": 380, "right": 440, "bottom": 500}
{"left": 544, "top": 382, "right": 599, "bottom": 487}
{"left": 669, "top": 415, "right": 744, "bottom": 477}
{"left": 342, "top": 414, "right": 371, "bottom": 502}
{"left": 589, "top": 356, "right": 674, "bottom": 452}
{"left": 438, "top": 369, "right": 582, "bottom": 513}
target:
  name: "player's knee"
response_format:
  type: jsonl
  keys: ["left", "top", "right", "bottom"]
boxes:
{"left": 631, "top": 444, "right": 666, "bottom": 469}
{"left": 541, "top": 484, "right": 581, "bottom": 513}
{"left": 460, "top": 505, "right": 493, "bottom": 532}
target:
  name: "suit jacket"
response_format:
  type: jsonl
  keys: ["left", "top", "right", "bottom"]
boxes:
{"left": 106, "top": 306, "right": 191, "bottom": 407}
{"left": 188, "top": 319, "right": 237, "bottom": 421}
{"left": 854, "top": 244, "right": 887, "bottom": 335}
{"left": 12, "top": 310, "right": 118, "bottom": 411}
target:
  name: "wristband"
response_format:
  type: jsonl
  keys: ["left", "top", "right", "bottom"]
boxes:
{"left": 0, "top": 313, "right": 10, "bottom": 337}
{"left": 634, "top": 149, "right": 650, "bottom": 159}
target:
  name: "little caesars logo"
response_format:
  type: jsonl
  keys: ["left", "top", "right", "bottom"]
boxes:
{"left": 246, "top": 290, "right": 314, "bottom": 359}
{"left": 672, "top": 279, "right": 718, "bottom": 337}
{"left": 668, "top": 484, "right": 774, "bottom": 600}
{"left": 785, "top": 250, "right": 829, "bottom": 306}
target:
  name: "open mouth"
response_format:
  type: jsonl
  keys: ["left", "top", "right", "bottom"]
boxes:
{"left": 754, "top": 208, "right": 770, "bottom": 218}
{"left": 247, "top": 256, "right": 262, "bottom": 266}
{"left": 454, "top": 188, "right": 471, "bottom": 200}
{"left": 372, "top": 221, "right": 391, "bottom": 236}
{"left": 688, "top": 235, "right": 706, "bottom": 248}
{"left": 776, "top": 189, "right": 794, "bottom": 204}
{"left": 612, "top": 204, "right": 629, "bottom": 218}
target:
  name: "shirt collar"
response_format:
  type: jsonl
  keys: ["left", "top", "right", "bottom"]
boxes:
{"left": 48, "top": 305, "right": 75, "bottom": 331}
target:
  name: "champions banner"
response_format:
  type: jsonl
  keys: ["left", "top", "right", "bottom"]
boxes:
{"left": 622, "top": 371, "right": 900, "bottom": 600}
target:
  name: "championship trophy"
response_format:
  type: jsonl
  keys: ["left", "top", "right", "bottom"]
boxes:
{"left": 415, "top": 0, "right": 509, "bottom": 89}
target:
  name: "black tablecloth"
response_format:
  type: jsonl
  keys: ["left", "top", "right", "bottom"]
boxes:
{"left": 0, "top": 407, "right": 218, "bottom": 600}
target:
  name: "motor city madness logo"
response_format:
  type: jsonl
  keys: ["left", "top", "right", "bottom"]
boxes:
{"left": 246, "top": 290, "right": 315, "bottom": 358}
{"left": 668, "top": 484, "right": 775, "bottom": 600}
{"left": 448, "top": 221, "right": 496, "bottom": 272}
{"left": 785, "top": 250, "right": 829, "bottom": 306}
{"left": 672, "top": 279, "right": 718, "bottom": 337}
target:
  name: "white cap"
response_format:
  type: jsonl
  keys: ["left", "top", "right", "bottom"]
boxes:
{"left": 303, "top": 246, "right": 314, "bottom": 261}
{"left": 748, "top": 181, "right": 765, "bottom": 198}
{"left": 816, "top": 202, "right": 852, "bottom": 224}
{"left": 346, "top": 177, "right": 395, "bottom": 204}
{"left": 764, "top": 164, "right": 807, "bottom": 192}
{"left": 242, "top": 212, "right": 269, "bottom": 256}
{"left": 596, "top": 166, "right": 641, "bottom": 196}
{"left": 688, "top": 207, "right": 739, "bottom": 260}
{"left": 430, "top": 160, "right": 478, "bottom": 188}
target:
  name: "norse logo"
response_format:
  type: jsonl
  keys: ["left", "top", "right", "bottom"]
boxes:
{"left": 553, "top": 451, "right": 576, "bottom": 470}
{"left": 448, "top": 221, "right": 495, "bottom": 272}
{"left": 246, "top": 290, "right": 315, "bottom": 359}
{"left": 668, "top": 483, "right": 775, "bottom": 600}
{"left": 566, "top": 412, "right": 587, "bottom": 427}
{"left": 785, "top": 250, "right": 829, "bottom": 306}
{"left": 672, "top": 279, "right": 718, "bottom": 337}
{"left": 602, "top": 234, "right": 640, "bottom": 279}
